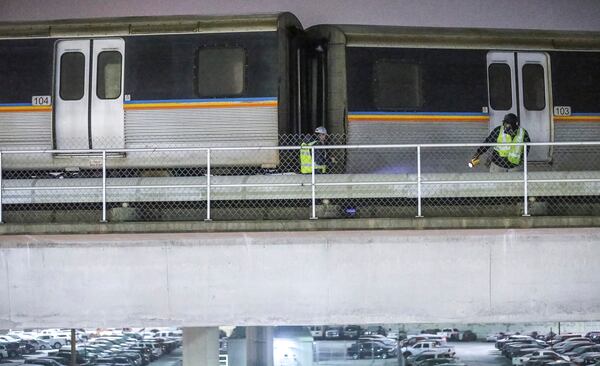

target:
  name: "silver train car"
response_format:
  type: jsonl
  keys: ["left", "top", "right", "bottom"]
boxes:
{"left": 306, "top": 25, "right": 600, "bottom": 173}
{"left": 2, "top": 15, "right": 600, "bottom": 175}
{"left": 0, "top": 13, "right": 303, "bottom": 171}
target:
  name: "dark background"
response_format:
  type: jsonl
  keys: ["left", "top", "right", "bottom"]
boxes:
{"left": 1, "top": 0, "right": 600, "bottom": 31}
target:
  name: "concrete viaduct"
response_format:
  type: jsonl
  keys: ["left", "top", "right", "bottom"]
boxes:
{"left": 2, "top": 218, "right": 600, "bottom": 364}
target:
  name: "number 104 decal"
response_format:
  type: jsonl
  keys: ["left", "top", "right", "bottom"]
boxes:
{"left": 32, "top": 96, "right": 51, "bottom": 106}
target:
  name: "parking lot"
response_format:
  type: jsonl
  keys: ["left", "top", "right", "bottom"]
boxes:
{"left": 450, "top": 343, "right": 510, "bottom": 366}
{"left": 313, "top": 340, "right": 509, "bottom": 365}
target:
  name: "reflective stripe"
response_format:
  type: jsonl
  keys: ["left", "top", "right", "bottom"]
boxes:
{"left": 300, "top": 141, "right": 327, "bottom": 174}
{"left": 495, "top": 127, "right": 525, "bottom": 164}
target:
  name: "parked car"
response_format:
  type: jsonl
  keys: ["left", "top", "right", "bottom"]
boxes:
{"left": 35, "top": 339, "right": 54, "bottom": 350}
{"left": 554, "top": 341, "right": 595, "bottom": 354}
{"left": 402, "top": 335, "right": 447, "bottom": 347}
{"left": 524, "top": 353, "right": 574, "bottom": 366}
{"left": 0, "top": 339, "right": 21, "bottom": 357}
{"left": 586, "top": 332, "right": 600, "bottom": 343}
{"left": 572, "top": 352, "right": 600, "bottom": 365}
{"left": 343, "top": 325, "right": 361, "bottom": 340}
{"left": 114, "top": 352, "right": 143, "bottom": 366}
{"left": 138, "top": 342, "right": 162, "bottom": 359}
{"left": 36, "top": 335, "right": 68, "bottom": 349}
{"left": 506, "top": 345, "right": 546, "bottom": 360}
{"left": 513, "top": 350, "right": 569, "bottom": 366}
{"left": 359, "top": 335, "right": 397, "bottom": 346}
{"left": 503, "top": 342, "right": 545, "bottom": 357}
{"left": 362, "top": 326, "right": 387, "bottom": 336}
{"left": 387, "top": 330, "right": 400, "bottom": 340}
{"left": 308, "top": 326, "right": 323, "bottom": 339}
{"left": 416, "top": 358, "right": 459, "bottom": 366}
{"left": 548, "top": 334, "right": 583, "bottom": 345}
{"left": 19, "top": 340, "right": 37, "bottom": 354}
{"left": 407, "top": 349, "right": 455, "bottom": 365}
{"left": 461, "top": 330, "right": 477, "bottom": 342}
{"left": 564, "top": 344, "right": 600, "bottom": 358}
{"left": 24, "top": 359, "right": 65, "bottom": 366}
{"left": 96, "top": 356, "right": 136, "bottom": 366}
{"left": 497, "top": 336, "right": 536, "bottom": 350}
{"left": 0, "top": 344, "right": 8, "bottom": 359}
{"left": 347, "top": 341, "right": 397, "bottom": 360}
{"left": 402, "top": 341, "right": 454, "bottom": 358}
{"left": 324, "top": 326, "right": 343, "bottom": 340}
{"left": 438, "top": 328, "right": 460, "bottom": 341}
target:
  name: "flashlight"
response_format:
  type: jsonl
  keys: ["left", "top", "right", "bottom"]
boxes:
{"left": 468, "top": 158, "right": 480, "bottom": 168}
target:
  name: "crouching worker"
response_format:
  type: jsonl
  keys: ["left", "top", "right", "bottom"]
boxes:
{"left": 470, "top": 113, "right": 530, "bottom": 172}
{"left": 300, "top": 126, "right": 335, "bottom": 174}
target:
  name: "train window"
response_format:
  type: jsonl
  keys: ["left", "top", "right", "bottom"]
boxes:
{"left": 197, "top": 47, "right": 245, "bottom": 97}
{"left": 522, "top": 64, "right": 545, "bottom": 111}
{"left": 488, "top": 63, "right": 512, "bottom": 110}
{"left": 97, "top": 51, "right": 122, "bottom": 100}
{"left": 373, "top": 60, "right": 422, "bottom": 109}
{"left": 60, "top": 52, "right": 85, "bottom": 101}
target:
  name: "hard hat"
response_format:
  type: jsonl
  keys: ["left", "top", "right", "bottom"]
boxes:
{"left": 315, "top": 126, "right": 328, "bottom": 135}
{"left": 502, "top": 113, "right": 519, "bottom": 130}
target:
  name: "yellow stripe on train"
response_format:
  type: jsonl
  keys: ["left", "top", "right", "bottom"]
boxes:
{"left": 0, "top": 106, "right": 52, "bottom": 113}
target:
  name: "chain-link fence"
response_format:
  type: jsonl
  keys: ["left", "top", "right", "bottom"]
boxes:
{"left": 1, "top": 136, "right": 600, "bottom": 223}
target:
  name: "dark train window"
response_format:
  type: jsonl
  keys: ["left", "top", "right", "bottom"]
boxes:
{"left": 373, "top": 60, "right": 422, "bottom": 109}
{"left": 97, "top": 51, "right": 122, "bottom": 99}
{"left": 522, "top": 64, "right": 545, "bottom": 110}
{"left": 197, "top": 47, "right": 245, "bottom": 97}
{"left": 488, "top": 63, "right": 512, "bottom": 110}
{"left": 60, "top": 52, "right": 85, "bottom": 100}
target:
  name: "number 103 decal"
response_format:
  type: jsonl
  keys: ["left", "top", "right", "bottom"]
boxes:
{"left": 553, "top": 106, "right": 571, "bottom": 116}
{"left": 32, "top": 95, "right": 51, "bottom": 106}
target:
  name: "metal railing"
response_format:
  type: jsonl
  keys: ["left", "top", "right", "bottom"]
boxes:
{"left": 1, "top": 141, "right": 600, "bottom": 223}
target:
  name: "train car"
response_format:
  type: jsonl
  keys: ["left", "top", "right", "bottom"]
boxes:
{"left": 305, "top": 25, "right": 600, "bottom": 173}
{"left": 0, "top": 13, "right": 303, "bottom": 172}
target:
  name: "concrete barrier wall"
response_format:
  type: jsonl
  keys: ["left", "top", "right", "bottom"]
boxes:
{"left": 1, "top": 228, "right": 599, "bottom": 328}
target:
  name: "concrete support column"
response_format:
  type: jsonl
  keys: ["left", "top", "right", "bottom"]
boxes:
{"left": 183, "top": 327, "right": 219, "bottom": 366}
{"left": 246, "top": 326, "right": 273, "bottom": 366}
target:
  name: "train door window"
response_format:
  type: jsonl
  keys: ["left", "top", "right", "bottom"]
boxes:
{"left": 60, "top": 52, "right": 85, "bottom": 100}
{"left": 373, "top": 60, "right": 422, "bottom": 109}
{"left": 522, "top": 64, "right": 545, "bottom": 110}
{"left": 97, "top": 51, "right": 122, "bottom": 99}
{"left": 488, "top": 63, "right": 512, "bottom": 110}
{"left": 197, "top": 47, "right": 245, "bottom": 97}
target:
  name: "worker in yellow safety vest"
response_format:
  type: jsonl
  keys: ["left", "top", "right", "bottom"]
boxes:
{"left": 300, "top": 126, "right": 334, "bottom": 174}
{"left": 470, "top": 113, "right": 531, "bottom": 172}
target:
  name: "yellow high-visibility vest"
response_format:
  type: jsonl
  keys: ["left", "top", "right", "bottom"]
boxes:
{"left": 495, "top": 127, "right": 525, "bottom": 165}
{"left": 300, "top": 141, "right": 326, "bottom": 174}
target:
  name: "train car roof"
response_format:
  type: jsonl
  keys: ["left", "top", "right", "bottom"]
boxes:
{"left": 309, "top": 24, "right": 600, "bottom": 51}
{"left": 0, "top": 12, "right": 301, "bottom": 39}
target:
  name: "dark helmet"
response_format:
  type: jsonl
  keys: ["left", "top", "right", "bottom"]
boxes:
{"left": 502, "top": 113, "right": 520, "bottom": 131}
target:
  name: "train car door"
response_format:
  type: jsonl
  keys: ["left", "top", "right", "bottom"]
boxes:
{"left": 487, "top": 51, "right": 552, "bottom": 162}
{"left": 54, "top": 38, "right": 125, "bottom": 150}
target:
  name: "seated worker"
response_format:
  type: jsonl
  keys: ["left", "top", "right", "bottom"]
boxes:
{"left": 471, "top": 113, "right": 531, "bottom": 172}
{"left": 300, "top": 126, "right": 335, "bottom": 174}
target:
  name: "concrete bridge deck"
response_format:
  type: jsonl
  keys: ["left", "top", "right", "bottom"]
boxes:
{"left": 1, "top": 226, "right": 599, "bottom": 328}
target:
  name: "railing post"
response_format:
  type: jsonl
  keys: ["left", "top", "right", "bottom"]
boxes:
{"left": 205, "top": 148, "right": 212, "bottom": 221}
{"left": 101, "top": 150, "right": 107, "bottom": 223}
{"left": 0, "top": 151, "right": 3, "bottom": 224}
{"left": 523, "top": 143, "right": 530, "bottom": 217}
{"left": 416, "top": 145, "right": 423, "bottom": 218}
{"left": 310, "top": 146, "right": 317, "bottom": 220}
